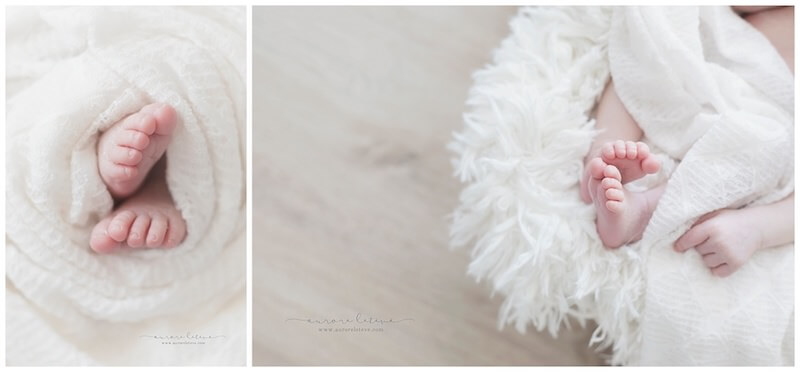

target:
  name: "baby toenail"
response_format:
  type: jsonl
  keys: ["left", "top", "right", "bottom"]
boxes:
{"left": 130, "top": 232, "right": 139, "bottom": 240}
{"left": 129, "top": 149, "right": 136, "bottom": 159}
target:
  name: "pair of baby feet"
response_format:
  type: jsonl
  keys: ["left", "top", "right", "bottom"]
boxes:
{"left": 580, "top": 140, "right": 661, "bottom": 248}
{"left": 89, "top": 103, "right": 187, "bottom": 253}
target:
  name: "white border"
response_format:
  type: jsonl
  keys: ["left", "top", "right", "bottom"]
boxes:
{"left": 2, "top": 1, "right": 797, "bottom": 5}
{"left": 246, "top": 4, "right": 254, "bottom": 368}
{"left": 2, "top": 1, "right": 798, "bottom": 370}
{"left": 1, "top": 3, "right": 6, "bottom": 369}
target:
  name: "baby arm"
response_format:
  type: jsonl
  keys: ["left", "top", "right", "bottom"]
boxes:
{"left": 674, "top": 193, "right": 794, "bottom": 277}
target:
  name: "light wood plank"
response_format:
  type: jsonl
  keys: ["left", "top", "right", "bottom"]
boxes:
{"left": 252, "top": 6, "right": 605, "bottom": 366}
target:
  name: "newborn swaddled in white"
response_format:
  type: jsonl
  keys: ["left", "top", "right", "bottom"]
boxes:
{"left": 450, "top": 6, "right": 793, "bottom": 365}
{"left": 6, "top": 7, "right": 246, "bottom": 365}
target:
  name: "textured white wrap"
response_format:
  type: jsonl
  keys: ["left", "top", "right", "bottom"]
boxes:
{"left": 450, "top": 6, "right": 793, "bottom": 365}
{"left": 6, "top": 7, "right": 246, "bottom": 365}
{"left": 611, "top": 7, "right": 794, "bottom": 365}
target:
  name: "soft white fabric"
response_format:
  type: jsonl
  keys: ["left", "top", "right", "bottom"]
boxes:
{"left": 450, "top": 6, "right": 793, "bottom": 365}
{"left": 611, "top": 7, "right": 794, "bottom": 365}
{"left": 6, "top": 7, "right": 246, "bottom": 365}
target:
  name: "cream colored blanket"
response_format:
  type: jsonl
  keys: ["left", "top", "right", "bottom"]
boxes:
{"left": 6, "top": 7, "right": 246, "bottom": 365}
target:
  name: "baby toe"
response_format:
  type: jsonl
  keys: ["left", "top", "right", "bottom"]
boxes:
{"left": 121, "top": 111, "right": 157, "bottom": 136}
{"left": 127, "top": 214, "right": 151, "bottom": 247}
{"left": 163, "top": 218, "right": 186, "bottom": 248}
{"left": 711, "top": 264, "right": 733, "bottom": 277}
{"left": 118, "top": 129, "right": 151, "bottom": 150}
{"left": 153, "top": 104, "right": 178, "bottom": 136}
{"left": 90, "top": 217, "right": 119, "bottom": 253}
{"left": 118, "top": 112, "right": 144, "bottom": 130}
{"left": 636, "top": 142, "right": 650, "bottom": 158}
{"left": 600, "top": 142, "right": 616, "bottom": 161}
{"left": 625, "top": 141, "right": 637, "bottom": 159}
{"left": 110, "top": 146, "right": 143, "bottom": 166}
{"left": 588, "top": 157, "right": 607, "bottom": 180}
{"left": 613, "top": 140, "right": 626, "bottom": 159}
{"left": 606, "top": 200, "right": 624, "bottom": 214}
{"left": 140, "top": 103, "right": 179, "bottom": 135}
{"left": 642, "top": 156, "right": 661, "bottom": 174}
{"left": 604, "top": 186, "right": 624, "bottom": 201}
{"left": 601, "top": 177, "right": 622, "bottom": 190}
{"left": 603, "top": 164, "right": 622, "bottom": 182}
{"left": 108, "top": 211, "right": 136, "bottom": 242}
{"left": 146, "top": 213, "right": 169, "bottom": 248}
{"left": 136, "top": 114, "right": 158, "bottom": 136}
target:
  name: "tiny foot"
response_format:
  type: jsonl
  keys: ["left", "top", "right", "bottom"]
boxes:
{"left": 89, "top": 160, "right": 186, "bottom": 253}
{"left": 97, "top": 103, "right": 178, "bottom": 199}
{"left": 89, "top": 193, "right": 186, "bottom": 253}
{"left": 593, "top": 164, "right": 650, "bottom": 249}
{"left": 599, "top": 140, "right": 660, "bottom": 184}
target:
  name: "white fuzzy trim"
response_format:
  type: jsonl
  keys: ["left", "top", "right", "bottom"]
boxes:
{"left": 449, "top": 7, "right": 646, "bottom": 365}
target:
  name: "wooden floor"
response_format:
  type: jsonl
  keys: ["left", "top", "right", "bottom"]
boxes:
{"left": 252, "top": 7, "right": 604, "bottom": 366}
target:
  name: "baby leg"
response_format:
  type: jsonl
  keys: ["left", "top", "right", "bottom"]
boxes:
{"left": 580, "top": 80, "right": 660, "bottom": 203}
{"left": 743, "top": 6, "right": 793, "bottom": 72}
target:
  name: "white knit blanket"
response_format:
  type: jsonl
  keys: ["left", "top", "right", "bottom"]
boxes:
{"left": 450, "top": 6, "right": 793, "bottom": 365}
{"left": 6, "top": 7, "right": 246, "bottom": 365}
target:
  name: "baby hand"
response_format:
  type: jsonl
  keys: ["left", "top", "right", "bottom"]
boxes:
{"left": 673, "top": 209, "right": 763, "bottom": 277}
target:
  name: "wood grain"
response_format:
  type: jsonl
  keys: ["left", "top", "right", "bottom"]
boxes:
{"left": 252, "top": 6, "right": 605, "bottom": 366}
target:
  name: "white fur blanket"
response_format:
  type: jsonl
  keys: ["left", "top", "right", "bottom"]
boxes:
{"left": 6, "top": 7, "right": 246, "bottom": 365}
{"left": 450, "top": 6, "right": 793, "bottom": 365}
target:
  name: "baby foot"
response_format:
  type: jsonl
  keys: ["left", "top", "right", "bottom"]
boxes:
{"left": 592, "top": 164, "right": 651, "bottom": 249}
{"left": 97, "top": 103, "right": 178, "bottom": 199}
{"left": 599, "top": 140, "right": 660, "bottom": 184}
{"left": 89, "top": 162, "right": 186, "bottom": 253}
